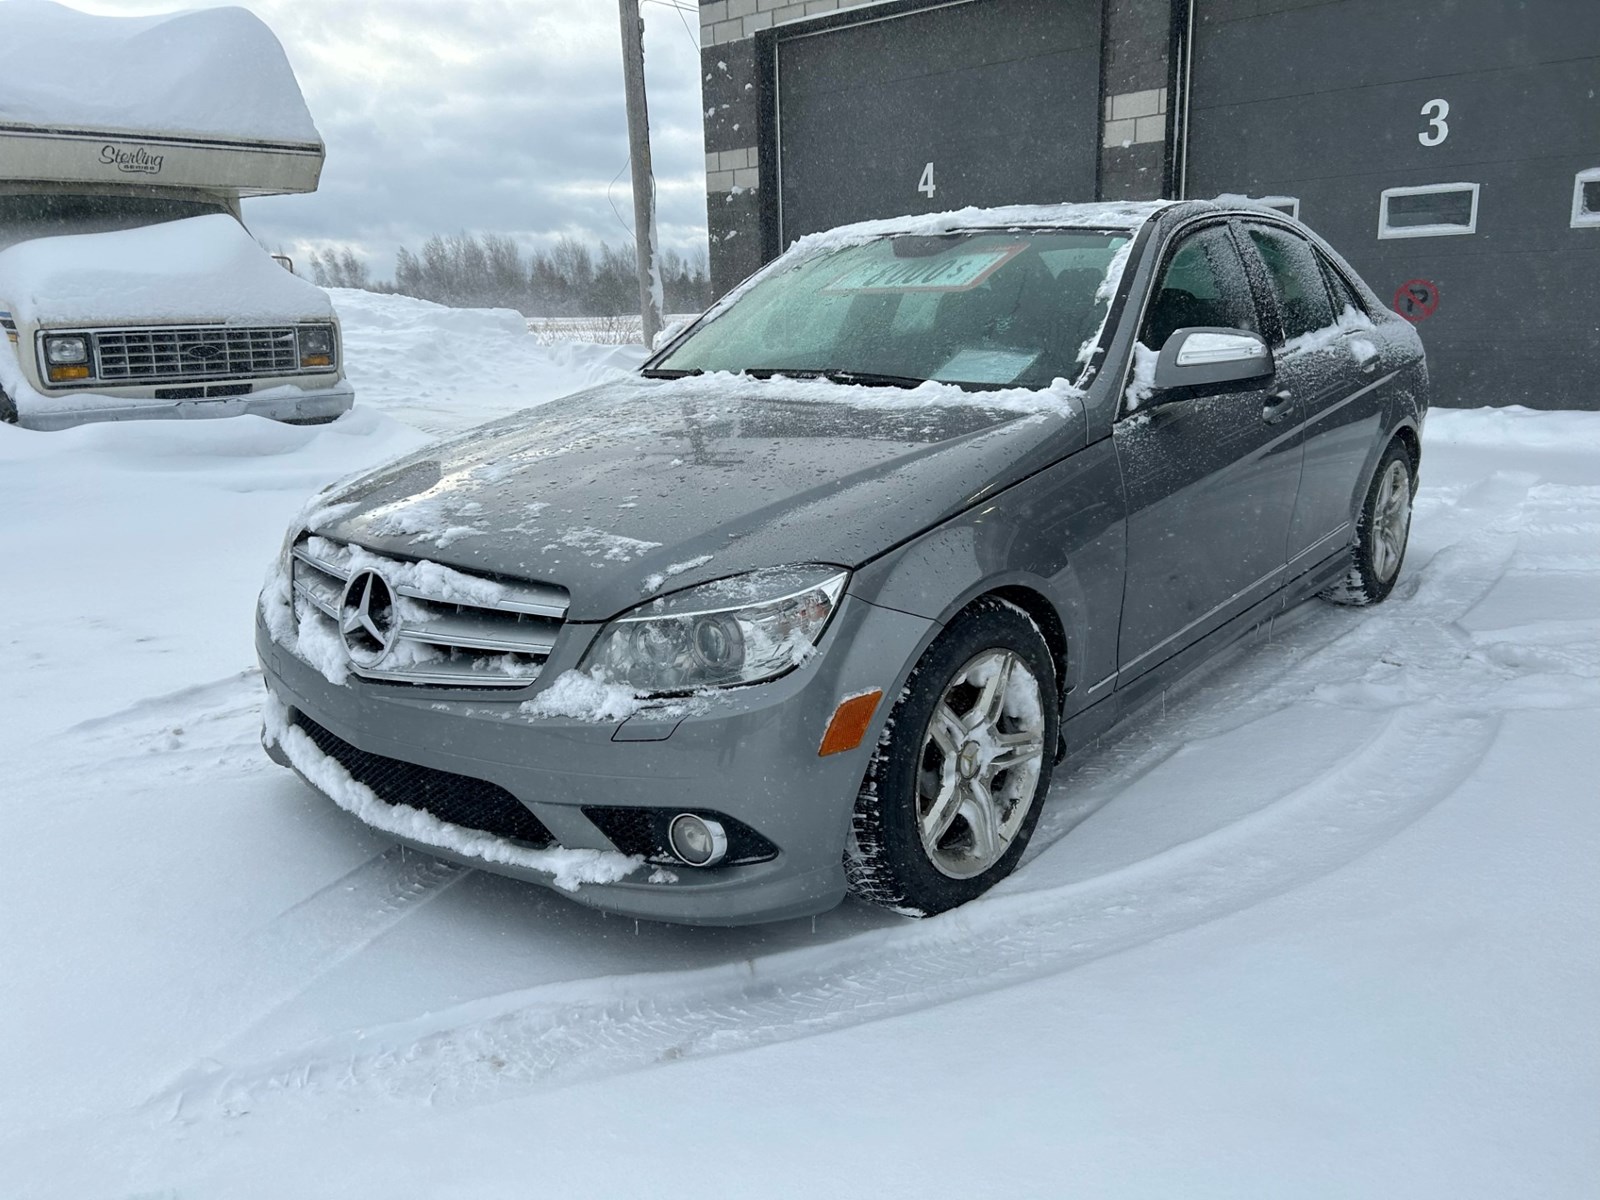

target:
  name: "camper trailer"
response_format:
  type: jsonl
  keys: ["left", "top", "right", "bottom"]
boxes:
{"left": 0, "top": 2, "right": 353, "bottom": 431}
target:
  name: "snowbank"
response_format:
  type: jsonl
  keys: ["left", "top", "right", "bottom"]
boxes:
{"left": 0, "top": 1, "right": 319, "bottom": 145}
{"left": 0, "top": 213, "right": 333, "bottom": 326}
{"left": 328, "top": 288, "right": 647, "bottom": 433}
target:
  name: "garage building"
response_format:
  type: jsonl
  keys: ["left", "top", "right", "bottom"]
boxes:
{"left": 697, "top": 0, "right": 1600, "bottom": 409}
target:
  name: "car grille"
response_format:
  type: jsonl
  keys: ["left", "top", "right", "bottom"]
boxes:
{"left": 293, "top": 710, "right": 555, "bottom": 847}
{"left": 291, "top": 534, "right": 568, "bottom": 689}
{"left": 93, "top": 326, "right": 302, "bottom": 383}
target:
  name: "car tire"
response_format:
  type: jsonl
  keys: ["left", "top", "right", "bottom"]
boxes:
{"left": 845, "top": 597, "right": 1059, "bottom": 917}
{"left": 1323, "top": 438, "right": 1415, "bottom": 607}
{"left": 0, "top": 385, "right": 17, "bottom": 425}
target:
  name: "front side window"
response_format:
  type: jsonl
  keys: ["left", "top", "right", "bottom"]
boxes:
{"left": 1138, "top": 225, "right": 1260, "bottom": 352}
{"left": 1244, "top": 224, "right": 1335, "bottom": 342}
{"left": 654, "top": 230, "right": 1130, "bottom": 391}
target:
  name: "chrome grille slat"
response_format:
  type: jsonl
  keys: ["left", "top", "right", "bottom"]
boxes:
{"left": 93, "top": 325, "right": 303, "bottom": 383}
{"left": 289, "top": 537, "right": 567, "bottom": 689}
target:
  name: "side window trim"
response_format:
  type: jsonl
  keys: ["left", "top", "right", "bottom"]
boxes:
{"left": 1237, "top": 221, "right": 1340, "bottom": 346}
{"left": 1227, "top": 219, "right": 1286, "bottom": 346}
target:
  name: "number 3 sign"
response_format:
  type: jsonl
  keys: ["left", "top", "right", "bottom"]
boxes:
{"left": 1419, "top": 98, "right": 1449, "bottom": 147}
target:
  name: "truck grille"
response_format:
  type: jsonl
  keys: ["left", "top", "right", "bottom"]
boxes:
{"left": 291, "top": 534, "right": 568, "bottom": 689}
{"left": 94, "top": 326, "right": 302, "bottom": 383}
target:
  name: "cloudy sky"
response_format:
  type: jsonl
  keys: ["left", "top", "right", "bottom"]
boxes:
{"left": 69, "top": 0, "right": 711, "bottom": 279}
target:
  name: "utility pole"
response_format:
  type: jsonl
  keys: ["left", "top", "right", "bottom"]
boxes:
{"left": 617, "top": 0, "right": 663, "bottom": 348}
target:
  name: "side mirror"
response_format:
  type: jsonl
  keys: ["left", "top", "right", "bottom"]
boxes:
{"left": 1153, "top": 327, "right": 1272, "bottom": 390}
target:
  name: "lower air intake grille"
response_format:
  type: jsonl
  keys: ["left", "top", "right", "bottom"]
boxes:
{"left": 583, "top": 805, "right": 779, "bottom": 865}
{"left": 293, "top": 711, "right": 554, "bottom": 848}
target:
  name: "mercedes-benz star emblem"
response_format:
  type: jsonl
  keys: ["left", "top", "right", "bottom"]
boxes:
{"left": 339, "top": 569, "right": 400, "bottom": 667}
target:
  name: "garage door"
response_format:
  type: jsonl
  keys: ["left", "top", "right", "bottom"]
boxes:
{"left": 1183, "top": 0, "right": 1600, "bottom": 409}
{"left": 774, "top": 0, "right": 1102, "bottom": 248}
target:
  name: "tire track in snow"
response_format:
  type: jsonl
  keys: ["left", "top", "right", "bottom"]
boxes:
{"left": 146, "top": 464, "right": 1596, "bottom": 1123}
{"left": 153, "top": 847, "right": 468, "bottom": 1099}
{"left": 155, "top": 703, "right": 1492, "bottom": 1122}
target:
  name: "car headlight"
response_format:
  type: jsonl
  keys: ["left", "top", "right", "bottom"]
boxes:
{"left": 44, "top": 334, "right": 89, "bottom": 365}
{"left": 298, "top": 324, "right": 337, "bottom": 368}
{"left": 581, "top": 565, "right": 849, "bottom": 695}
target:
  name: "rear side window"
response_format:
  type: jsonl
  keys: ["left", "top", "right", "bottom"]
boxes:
{"left": 1244, "top": 225, "right": 1335, "bottom": 342}
{"left": 1318, "top": 254, "right": 1366, "bottom": 318}
{"left": 1139, "top": 226, "right": 1260, "bottom": 351}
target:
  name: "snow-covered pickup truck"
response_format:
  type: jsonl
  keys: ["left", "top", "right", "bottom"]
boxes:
{"left": 0, "top": 2, "right": 353, "bottom": 431}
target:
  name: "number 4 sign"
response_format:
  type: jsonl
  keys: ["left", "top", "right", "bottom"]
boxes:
{"left": 917, "top": 162, "right": 936, "bottom": 199}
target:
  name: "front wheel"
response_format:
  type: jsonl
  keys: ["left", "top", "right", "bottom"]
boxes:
{"left": 1324, "top": 439, "right": 1415, "bottom": 606}
{"left": 845, "top": 598, "right": 1059, "bottom": 916}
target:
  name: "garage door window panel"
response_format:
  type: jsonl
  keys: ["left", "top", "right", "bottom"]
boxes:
{"left": 1378, "top": 183, "right": 1480, "bottom": 239}
{"left": 1573, "top": 168, "right": 1600, "bottom": 229}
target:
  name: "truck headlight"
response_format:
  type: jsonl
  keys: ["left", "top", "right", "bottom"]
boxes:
{"left": 581, "top": 565, "right": 848, "bottom": 694}
{"left": 44, "top": 335, "right": 89, "bottom": 365}
{"left": 297, "top": 324, "right": 336, "bottom": 369}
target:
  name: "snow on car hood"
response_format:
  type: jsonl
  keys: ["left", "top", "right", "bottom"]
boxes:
{"left": 306, "top": 373, "right": 1087, "bottom": 621}
{"left": 0, "top": 213, "right": 334, "bottom": 328}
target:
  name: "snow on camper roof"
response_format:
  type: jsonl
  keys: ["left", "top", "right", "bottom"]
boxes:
{"left": 0, "top": 2, "right": 324, "bottom": 195}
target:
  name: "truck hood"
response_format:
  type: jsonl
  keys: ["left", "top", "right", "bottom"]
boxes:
{"left": 0, "top": 213, "right": 332, "bottom": 327}
{"left": 310, "top": 374, "right": 1085, "bottom": 621}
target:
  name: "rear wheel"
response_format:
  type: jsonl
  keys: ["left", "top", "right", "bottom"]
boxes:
{"left": 846, "top": 598, "right": 1059, "bottom": 916}
{"left": 1324, "top": 439, "right": 1415, "bottom": 606}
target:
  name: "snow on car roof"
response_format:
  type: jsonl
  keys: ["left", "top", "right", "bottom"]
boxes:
{"left": 0, "top": 1, "right": 320, "bottom": 147}
{"left": 785, "top": 200, "right": 1175, "bottom": 257}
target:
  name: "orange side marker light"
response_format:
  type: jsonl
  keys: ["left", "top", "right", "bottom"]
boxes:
{"left": 818, "top": 689, "right": 883, "bottom": 757}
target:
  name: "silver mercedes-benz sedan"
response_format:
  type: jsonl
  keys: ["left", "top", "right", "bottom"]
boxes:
{"left": 257, "top": 199, "right": 1426, "bottom": 925}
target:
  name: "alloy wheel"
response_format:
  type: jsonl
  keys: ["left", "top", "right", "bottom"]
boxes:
{"left": 915, "top": 649, "right": 1047, "bottom": 879}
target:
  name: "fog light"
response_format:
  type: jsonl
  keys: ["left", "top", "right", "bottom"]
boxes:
{"left": 668, "top": 813, "right": 727, "bottom": 867}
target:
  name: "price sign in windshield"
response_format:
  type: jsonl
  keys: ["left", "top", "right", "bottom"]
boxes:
{"left": 824, "top": 243, "right": 1025, "bottom": 294}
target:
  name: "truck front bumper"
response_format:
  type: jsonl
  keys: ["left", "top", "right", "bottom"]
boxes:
{"left": 16, "top": 379, "right": 355, "bottom": 431}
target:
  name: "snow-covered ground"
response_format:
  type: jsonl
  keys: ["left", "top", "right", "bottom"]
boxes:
{"left": 1, "top": 293, "right": 1596, "bottom": 1198}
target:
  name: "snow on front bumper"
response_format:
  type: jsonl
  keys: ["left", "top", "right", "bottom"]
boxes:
{"left": 261, "top": 691, "right": 643, "bottom": 892}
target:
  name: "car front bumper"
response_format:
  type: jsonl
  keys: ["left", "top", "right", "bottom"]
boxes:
{"left": 255, "top": 592, "right": 936, "bottom": 926}
{"left": 16, "top": 379, "right": 355, "bottom": 431}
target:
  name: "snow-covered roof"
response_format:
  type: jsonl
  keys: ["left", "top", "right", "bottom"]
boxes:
{"left": 0, "top": 2, "right": 319, "bottom": 145}
{"left": 0, "top": 2, "right": 323, "bottom": 194}
{"left": 785, "top": 200, "right": 1174, "bottom": 257}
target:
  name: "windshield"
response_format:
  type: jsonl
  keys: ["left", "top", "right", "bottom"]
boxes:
{"left": 0, "top": 193, "right": 231, "bottom": 251}
{"left": 654, "top": 229, "right": 1129, "bottom": 390}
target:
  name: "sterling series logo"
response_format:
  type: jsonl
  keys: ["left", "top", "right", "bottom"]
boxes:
{"left": 100, "top": 144, "right": 164, "bottom": 175}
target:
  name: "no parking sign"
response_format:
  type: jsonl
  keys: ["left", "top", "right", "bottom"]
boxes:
{"left": 1393, "top": 279, "right": 1441, "bottom": 323}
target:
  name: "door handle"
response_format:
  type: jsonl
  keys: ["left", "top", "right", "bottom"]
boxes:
{"left": 1263, "top": 391, "right": 1294, "bottom": 425}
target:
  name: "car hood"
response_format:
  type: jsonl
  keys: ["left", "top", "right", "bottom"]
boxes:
{"left": 309, "top": 374, "right": 1085, "bottom": 621}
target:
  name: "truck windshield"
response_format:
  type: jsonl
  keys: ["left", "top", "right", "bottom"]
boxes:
{"left": 0, "top": 193, "right": 231, "bottom": 251}
{"left": 652, "top": 229, "right": 1129, "bottom": 391}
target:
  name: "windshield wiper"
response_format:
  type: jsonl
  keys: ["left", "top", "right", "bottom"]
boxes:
{"left": 741, "top": 367, "right": 928, "bottom": 388}
{"left": 640, "top": 367, "right": 703, "bottom": 379}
